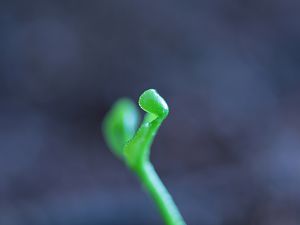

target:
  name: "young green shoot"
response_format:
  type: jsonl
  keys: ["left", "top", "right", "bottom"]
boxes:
{"left": 103, "top": 89, "right": 186, "bottom": 225}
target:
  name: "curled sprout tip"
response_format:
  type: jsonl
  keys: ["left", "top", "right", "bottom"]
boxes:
{"left": 139, "top": 89, "right": 169, "bottom": 119}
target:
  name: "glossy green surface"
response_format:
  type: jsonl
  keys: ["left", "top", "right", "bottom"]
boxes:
{"left": 103, "top": 89, "right": 186, "bottom": 225}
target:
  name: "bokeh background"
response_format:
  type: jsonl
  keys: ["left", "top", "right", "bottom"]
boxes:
{"left": 1, "top": 0, "right": 300, "bottom": 224}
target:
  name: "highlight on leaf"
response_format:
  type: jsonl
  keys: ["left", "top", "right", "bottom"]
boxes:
{"left": 139, "top": 89, "right": 169, "bottom": 119}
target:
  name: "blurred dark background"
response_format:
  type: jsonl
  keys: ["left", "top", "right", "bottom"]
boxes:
{"left": 1, "top": 0, "right": 300, "bottom": 224}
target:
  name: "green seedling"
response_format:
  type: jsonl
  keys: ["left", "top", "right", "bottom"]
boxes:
{"left": 103, "top": 89, "right": 186, "bottom": 225}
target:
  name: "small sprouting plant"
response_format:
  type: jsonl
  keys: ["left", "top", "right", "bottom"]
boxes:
{"left": 102, "top": 89, "right": 186, "bottom": 225}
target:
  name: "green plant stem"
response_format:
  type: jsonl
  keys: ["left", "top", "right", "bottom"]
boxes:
{"left": 136, "top": 162, "right": 186, "bottom": 225}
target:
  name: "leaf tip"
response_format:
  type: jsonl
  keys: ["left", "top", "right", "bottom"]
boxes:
{"left": 138, "top": 89, "right": 169, "bottom": 118}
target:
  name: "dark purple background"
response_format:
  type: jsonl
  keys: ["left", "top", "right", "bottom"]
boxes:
{"left": 1, "top": 0, "right": 300, "bottom": 224}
